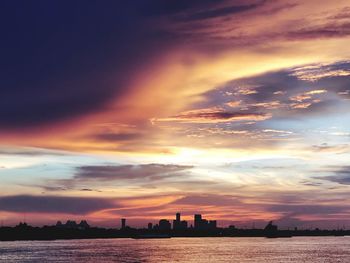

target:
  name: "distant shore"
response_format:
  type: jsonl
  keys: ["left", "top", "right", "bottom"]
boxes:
{"left": 1, "top": 223, "right": 349, "bottom": 242}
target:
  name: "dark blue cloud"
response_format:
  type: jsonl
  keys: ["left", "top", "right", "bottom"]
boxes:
{"left": 0, "top": 195, "right": 117, "bottom": 214}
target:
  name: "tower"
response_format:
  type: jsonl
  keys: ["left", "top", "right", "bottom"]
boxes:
{"left": 121, "top": 218, "right": 126, "bottom": 229}
{"left": 194, "top": 214, "right": 202, "bottom": 229}
{"left": 176, "top": 212, "right": 181, "bottom": 222}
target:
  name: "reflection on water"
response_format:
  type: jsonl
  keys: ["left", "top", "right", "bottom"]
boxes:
{"left": 0, "top": 237, "right": 349, "bottom": 262}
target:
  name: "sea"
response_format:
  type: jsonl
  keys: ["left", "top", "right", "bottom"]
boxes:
{"left": 0, "top": 237, "right": 349, "bottom": 262}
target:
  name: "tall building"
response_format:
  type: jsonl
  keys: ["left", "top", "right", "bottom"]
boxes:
{"left": 121, "top": 218, "right": 126, "bottom": 229}
{"left": 194, "top": 214, "right": 217, "bottom": 230}
{"left": 173, "top": 212, "right": 188, "bottom": 230}
{"left": 194, "top": 214, "right": 202, "bottom": 229}
{"left": 176, "top": 212, "right": 181, "bottom": 222}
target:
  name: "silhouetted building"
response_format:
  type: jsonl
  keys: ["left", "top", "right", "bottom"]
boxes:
{"left": 173, "top": 212, "right": 188, "bottom": 230}
{"left": 121, "top": 218, "right": 126, "bottom": 229}
{"left": 78, "top": 220, "right": 90, "bottom": 230}
{"left": 194, "top": 214, "right": 202, "bottom": 229}
{"left": 264, "top": 221, "right": 278, "bottom": 232}
{"left": 209, "top": 220, "right": 217, "bottom": 229}
{"left": 65, "top": 220, "right": 78, "bottom": 228}
{"left": 159, "top": 219, "right": 171, "bottom": 231}
{"left": 55, "top": 220, "right": 90, "bottom": 229}
{"left": 176, "top": 212, "right": 180, "bottom": 221}
{"left": 3, "top": 214, "right": 349, "bottom": 242}
{"left": 194, "top": 214, "right": 217, "bottom": 230}
{"left": 16, "top": 222, "right": 29, "bottom": 229}
{"left": 56, "top": 221, "right": 63, "bottom": 227}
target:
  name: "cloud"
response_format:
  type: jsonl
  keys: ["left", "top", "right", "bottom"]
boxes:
{"left": 164, "top": 0, "right": 350, "bottom": 47}
{"left": 311, "top": 143, "right": 350, "bottom": 153}
{"left": 314, "top": 166, "right": 350, "bottom": 185}
{"left": 171, "top": 194, "right": 242, "bottom": 206}
{"left": 289, "top": 90, "right": 327, "bottom": 102}
{"left": 178, "top": 1, "right": 266, "bottom": 21}
{"left": 0, "top": 195, "right": 117, "bottom": 214}
{"left": 141, "top": 0, "right": 227, "bottom": 17}
{"left": 290, "top": 63, "right": 350, "bottom": 82}
{"left": 286, "top": 21, "right": 350, "bottom": 40}
{"left": 201, "top": 61, "right": 350, "bottom": 120}
{"left": 148, "top": 59, "right": 350, "bottom": 153}
{"left": 0, "top": 147, "right": 68, "bottom": 156}
{"left": 92, "top": 132, "right": 143, "bottom": 142}
{"left": 247, "top": 101, "right": 283, "bottom": 110}
{"left": 267, "top": 204, "right": 347, "bottom": 215}
{"left": 75, "top": 164, "right": 193, "bottom": 181}
{"left": 153, "top": 107, "right": 271, "bottom": 123}
{"left": 167, "top": 194, "right": 350, "bottom": 220}
{"left": 38, "top": 163, "right": 194, "bottom": 192}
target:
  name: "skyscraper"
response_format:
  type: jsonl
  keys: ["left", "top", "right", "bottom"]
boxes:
{"left": 194, "top": 214, "right": 202, "bottom": 229}
{"left": 121, "top": 218, "right": 126, "bottom": 229}
{"left": 176, "top": 212, "right": 181, "bottom": 221}
{"left": 173, "top": 212, "right": 188, "bottom": 230}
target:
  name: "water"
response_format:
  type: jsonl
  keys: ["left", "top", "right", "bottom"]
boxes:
{"left": 0, "top": 237, "right": 349, "bottom": 262}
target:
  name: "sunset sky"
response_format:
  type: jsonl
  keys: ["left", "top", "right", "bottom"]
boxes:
{"left": 1, "top": 0, "right": 350, "bottom": 229}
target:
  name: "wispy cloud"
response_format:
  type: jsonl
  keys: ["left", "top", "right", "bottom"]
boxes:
{"left": 75, "top": 164, "right": 193, "bottom": 181}
{"left": 153, "top": 107, "right": 271, "bottom": 124}
{"left": 0, "top": 195, "right": 118, "bottom": 214}
{"left": 38, "top": 164, "right": 194, "bottom": 191}
{"left": 176, "top": 1, "right": 266, "bottom": 22}
{"left": 291, "top": 63, "right": 350, "bottom": 82}
{"left": 314, "top": 166, "right": 350, "bottom": 185}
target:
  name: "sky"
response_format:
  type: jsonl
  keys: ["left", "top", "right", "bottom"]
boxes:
{"left": 1, "top": 0, "right": 350, "bottom": 229}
